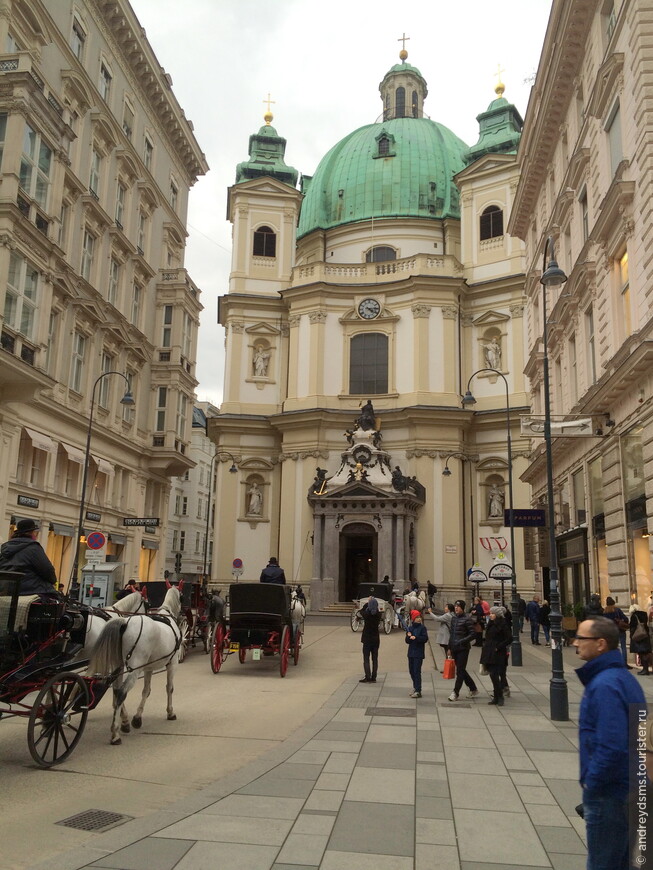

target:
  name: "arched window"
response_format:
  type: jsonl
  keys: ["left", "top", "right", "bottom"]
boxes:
{"left": 479, "top": 206, "right": 504, "bottom": 240}
{"left": 350, "top": 333, "right": 388, "bottom": 395}
{"left": 396, "top": 87, "right": 405, "bottom": 118}
{"left": 378, "top": 136, "right": 390, "bottom": 157}
{"left": 365, "top": 246, "right": 396, "bottom": 263}
{"left": 253, "top": 225, "right": 276, "bottom": 257}
{"left": 412, "top": 90, "right": 418, "bottom": 118}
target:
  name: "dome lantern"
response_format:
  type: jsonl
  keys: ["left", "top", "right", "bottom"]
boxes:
{"left": 379, "top": 35, "right": 427, "bottom": 120}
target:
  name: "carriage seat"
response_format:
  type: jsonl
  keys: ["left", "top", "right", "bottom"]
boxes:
{"left": 229, "top": 583, "right": 291, "bottom": 631}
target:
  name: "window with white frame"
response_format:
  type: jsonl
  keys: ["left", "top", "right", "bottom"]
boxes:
{"left": 554, "top": 357, "right": 562, "bottom": 413}
{"left": 81, "top": 229, "right": 95, "bottom": 281}
{"left": 122, "top": 372, "right": 135, "bottom": 423}
{"left": 20, "top": 123, "right": 52, "bottom": 209}
{"left": 195, "top": 531, "right": 200, "bottom": 553}
{"left": 29, "top": 446, "right": 45, "bottom": 488}
{"left": 71, "top": 17, "right": 86, "bottom": 60}
{"left": 122, "top": 100, "right": 134, "bottom": 141}
{"left": 5, "top": 252, "right": 38, "bottom": 339}
{"left": 578, "top": 186, "right": 589, "bottom": 243}
{"left": 585, "top": 306, "right": 597, "bottom": 385}
{"left": 569, "top": 336, "right": 578, "bottom": 405}
{"left": 179, "top": 530, "right": 185, "bottom": 552}
{"left": 176, "top": 393, "right": 187, "bottom": 438}
{"left": 170, "top": 178, "right": 178, "bottom": 211}
{"left": 99, "top": 62, "right": 112, "bottom": 102}
{"left": 174, "top": 494, "right": 181, "bottom": 515}
{"left": 131, "top": 283, "right": 142, "bottom": 327}
{"left": 197, "top": 497, "right": 203, "bottom": 519}
{"left": 162, "top": 304, "right": 173, "bottom": 347}
{"left": 0, "top": 113, "right": 7, "bottom": 170}
{"left": 137, "top": 211, "right": 147, "bottom": 253}
{"left": 45, "top": 310, "right": 58, "bottom": 375}
{"left": 606, "top": 101, "right": 623, "bottom": 177}
{"left": 182, "top": 311, "right": 192, "bottom": 357}
{"left": 115, "top": 182, "right": 125, "bottom": 226}
{"left": 98, "top": 352, "right": 113, "bottom": 408}
{"left": 172, "top": 529, "right": 178, "bottom": 550}
{"left": 108, "top": 256, "right": 121, "bottom": 306}
{"left": 89, "top": 148, "right": 101, "bottom": 195}
{"left": 155, "top": 386, "right": 166, "bottom": 431}
{"left": 70, "top": 331, "right": 86, "bottom": 392}
{"left": 181, "top": 496, "right": 188, "bottom": 516}
{"left": 618, "top": 249, "right": 631, "bottom": 337}
{"left": 6, "top": 32, "right": 23, "bottom": 52}
{"left": 58, "top": 202, "right": 69, "bottom": 249}
{"left": 144, "top": 136, "right": 153, "bottom": 170}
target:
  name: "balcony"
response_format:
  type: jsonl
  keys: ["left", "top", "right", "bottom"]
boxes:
{"left": 148, "top": 431, "right": 192, "bottom": 477}
{"left": 0, "top": 329, "right": 51, "bottom": 402}
{"left": 290, "top": 252, "right": 462, "bottom": 287}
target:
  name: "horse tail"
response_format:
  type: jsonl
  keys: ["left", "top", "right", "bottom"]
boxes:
{"left": 88, "top": 618, "right": 127, "bottom": 676}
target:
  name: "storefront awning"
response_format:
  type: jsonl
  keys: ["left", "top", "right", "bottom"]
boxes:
{"left": 93, "top": 456, "right": 115, "bottom": 476}
{"left": 141, "top": 539, "right": 159, "bottom": 550}
{"left": 61, "top": 442, "right": 86, "bottom": 465}
{"left": 49, "top": 523, "right": 75, "bottom": 537}
{"left": 24, "top": 427, "right": 56, "bottom": 454}
{"left": 109, "top": 533, "right": 126, "bottom": 545}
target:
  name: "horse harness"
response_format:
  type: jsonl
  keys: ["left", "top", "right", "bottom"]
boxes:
{"left": 120, "top": 609, "right": 181, "bottom": 674}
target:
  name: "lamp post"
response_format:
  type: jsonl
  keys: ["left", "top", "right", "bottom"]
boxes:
{"left": 541, "top": 236, "right": 570, "bottom": 721}
{"left": 462, "top": 368, "right": 522, "bottom": 667}
{"left": 70, "top": 372, "right": 135, "bottom": 587}
{"left": 203, "top": 450, "right": 238, "bottom": 583}
{"left": 441, "top": 452, "right": 474, "bottom": 575}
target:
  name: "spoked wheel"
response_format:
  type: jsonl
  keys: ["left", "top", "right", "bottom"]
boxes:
{"left": 279, "top": 625, "right": 290, "bottom": 677}
{"left": 238, "top": 646, "right": 247, "bottom": 663}
{"left": 27, "top": 672, "right": 89, "bottom": 768}
{"left": 383, "top": 608, "right": 393, "bottom": 635}
{"left": 177, "top": 617, "right": 189, "bottom": 663}
{"left": 293, "top": 627, "right": 301, "bottom": 665}
{"left": 210, "top": 622, "right": 227, "bottom": 674}
{"left": 350, "top": 609, "right": 362, "bottom": 632}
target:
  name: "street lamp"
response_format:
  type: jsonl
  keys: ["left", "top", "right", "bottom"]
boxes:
{"left": 462, "top": 368, "right": 522, "bottom": 667}
{"left": 203, "top": 451, "right": 238, "bottom": 583}
{"left": 541, "top": 236, "right": 570, "bottom": 721}
{"left": 441, "top": 452, "right": 475, "bottom": 574}
{"left": 70, "top": 372, "right": 135, "bottom": 587}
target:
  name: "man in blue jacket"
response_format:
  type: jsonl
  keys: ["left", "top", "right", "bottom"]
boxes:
{"left": 574, "top": 616, "right": 646, "bottom": 870}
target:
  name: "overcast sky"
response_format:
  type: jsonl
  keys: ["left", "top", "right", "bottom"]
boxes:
{"left": 131, "top": 0, "right": 553, "bottom": 406}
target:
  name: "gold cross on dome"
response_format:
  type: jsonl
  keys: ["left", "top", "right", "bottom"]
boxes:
{"left": 494, "top": 63, "right": 506, "bottom": 84}
{"left": 398, "top": 33, "right": 410, "bottom": 50}
{"left": 263, "top": 93, "right": 275, "bottom": 113}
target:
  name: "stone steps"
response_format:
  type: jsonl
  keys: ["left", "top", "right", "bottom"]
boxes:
{"left": 317, "top": 602, "right": 356, "bottom": 615}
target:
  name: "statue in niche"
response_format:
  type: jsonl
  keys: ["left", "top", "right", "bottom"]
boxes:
{"left": 246, "top": 482, "right": 263, "bottom": 515}
{"left": 488, "top": 484, "right": 505, "bottom": 518}
{"left": 483, "top": 337, "right": 502, "bottom": 371}
{"left": 253, "top": 346, "right": 270, "bottom": 377}
{"left": 356, "top": 399, "right": 376, "bottom": 431}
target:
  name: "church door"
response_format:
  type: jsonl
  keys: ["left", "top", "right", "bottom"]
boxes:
{"left": 339, "top": 523, "right": 377, "bottom": 601}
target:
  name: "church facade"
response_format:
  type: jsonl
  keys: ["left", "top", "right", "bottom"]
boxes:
{"left": 210, "top": 53, "right": 535, "bottom": 606}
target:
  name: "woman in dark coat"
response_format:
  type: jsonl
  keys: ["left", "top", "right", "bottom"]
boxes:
{"left": 358, "top": 597, "right": 382, "bottom": 683}
{"left": 539, "top": 600, "right": 551, "bottom": 645}
{"left": 470, "top": 596, "right": 485, "bottom": 647}
{"left": 629, "top": 606, "right": 652, "bottom": 675}
{"left": 480, "top": 606, "right": 513, "bottom": 705}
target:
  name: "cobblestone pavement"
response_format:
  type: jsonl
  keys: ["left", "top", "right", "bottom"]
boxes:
{"left": 28, "top": 636, "right": 652, "bottom": 870}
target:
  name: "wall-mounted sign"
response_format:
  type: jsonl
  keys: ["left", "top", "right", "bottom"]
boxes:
{"left": 85, "top": 511, "right": 101, "bottom": 522}
{"left": 123, "top": 517, "right": 160, "bottom": 527}
{"left": 444, "top": 545, "right": 458, "bottom": 554}
{"left": 17, "top": 495, "right": 39, "bottom": 508}
{"left": 504, "top": 509, "right": 546, "bottom": 527}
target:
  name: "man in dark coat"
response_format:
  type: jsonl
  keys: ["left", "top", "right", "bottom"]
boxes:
{"left": 0, "top": 518, "right": 59, "bottom": 597}
{"left": 525, "top": 594, "right": 542, "bottom": 644}
{"left": 448, "top": 600, "right": 478, "bottom": 701}
{"left": 481, "top": 606, "right": 513, "bottom": 705}
{"left": 260, "top": 557, "right": 286, "bottom": 584}
{"left": 405, "top": 609, "right": 429, "bottom": 698}
{"left": 581, "top": 593, "right": 604, "bottom": 620}
{"left": 359, "top": 597, "right": 382, "bottom": 682}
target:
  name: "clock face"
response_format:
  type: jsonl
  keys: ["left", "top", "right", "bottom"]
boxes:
{"left": 358, "top": 298, "right": 381, "bottom": 319}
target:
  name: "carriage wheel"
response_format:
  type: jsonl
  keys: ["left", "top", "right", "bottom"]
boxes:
{"left": 383, "top": 609, "right": 393, "bottom": 635}
{"left": 350, "top": 609, "right": 362, "bottom": 632}
{"left": 27, "top": 672, "right": 89, "bottom": 768}
{"left": 279, "top": 626, "right": 290, "bottom": 677}
{"left": 238, "top": 646, "right": 247, "bottom": 664}
{"left": 293, "top": 627, "right": 301, "bottom": 665}
{"left": 177, "top": 617, "right": 189, "bottom": 663}
{"left": 210, "top": 622, "right": 227, "bottom": 674}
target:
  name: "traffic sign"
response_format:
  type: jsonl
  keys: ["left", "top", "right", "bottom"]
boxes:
{"left": 468, "top": 569, "right": 488, "bottom": 584}
{"left": 86, "top": 531, "right": 106, "bottom": 550}
{"left": 233, "top": 558, "right": 243, "bottom": 569}
{"left": 489, "top": 563, "right": 513, "bottom": 579}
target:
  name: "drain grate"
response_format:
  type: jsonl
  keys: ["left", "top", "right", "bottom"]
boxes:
{"left": 56, "top": 809, "right": 133, "bottom": 833}
{"left": 366, "top": 706, "right": 416, "bottom": 718}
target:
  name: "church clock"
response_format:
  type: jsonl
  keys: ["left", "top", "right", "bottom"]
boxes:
{"left": 358, "top": 298, "right": 381, "bottom": 319}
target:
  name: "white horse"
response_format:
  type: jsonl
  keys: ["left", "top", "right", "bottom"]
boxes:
{"left": 70, "top": 590, "right": 147, "bottom": 665}
{"left": 403, "top": 589, "right": 427, "bottom": 617}
{"left": 290, "top": 587, "right": 306, "bottom": 639}
{"left": 88, "top": 583, "right": 183, "bottom": 745}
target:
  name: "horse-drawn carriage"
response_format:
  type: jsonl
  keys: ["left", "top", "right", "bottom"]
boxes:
{"left": 0, "top": 571, "right": 112, "bottom": 767}
{"left": 143, "top": 579, "right": 217, "bottom": 661}
{"left": 210, "top": 583, "right": 301, "bottom": 677}
{"left": 350, "top": 582, "right": 395, "bottom": 634}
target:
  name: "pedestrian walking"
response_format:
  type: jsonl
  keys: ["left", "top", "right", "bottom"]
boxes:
{"left": 602, "top": 596, "right": 631, "bottom": 667}
{"left": 629, "top": 604, "right": 652, "bottom": 675}
{"left": 480, "top": 606, "right": 512, "bottom": 705}
{"left": 573, "top": 616, "right": 646, "bottom": 870}
{"left": 426, "top": 602, "right": 453, "bottom": 663}
{"left": 448, "top": 600, "right": 478, "bottom": 702}
{"left": 539, "top": 599, "right": 551, "bottom": 645}
{"left": 581, "top": 592, "right": 604, "bottom": 620}
{"left": 0, "top": 518, "right": 60, "bottom": 598}
{"left": 517, "top": 595, "right": 526, "bottom": 633}
{"left": 259, "top": 557, "right": 286, "bottom": 584}
{"left": 470, "top": 596, "right": 485, "bottom": 646}
{"left": 405, "top": 609, "right": 428, "bottom": 698}
{"left": 525, "top": 594, "right": 541, "bottom": 644}
{"left": 427, "top": 580, "right": 437, "bottom": 608}
{"left": 358, "top": 597, "right": 382, "bottom": 683}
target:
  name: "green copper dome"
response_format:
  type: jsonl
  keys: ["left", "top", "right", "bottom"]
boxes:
{"left": 297, "top": 117, "right": 468, "bottom": 238}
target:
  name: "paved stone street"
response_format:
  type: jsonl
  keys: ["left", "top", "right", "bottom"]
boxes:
{"left": 24, "top": 627, "right": 652, "bottom": 870}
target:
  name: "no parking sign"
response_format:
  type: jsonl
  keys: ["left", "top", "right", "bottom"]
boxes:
{"left": 232, "top": 557, "right": 243, "bottom": 579}
{"left": 87, "top": 532, "right": 106, "bottom": 550}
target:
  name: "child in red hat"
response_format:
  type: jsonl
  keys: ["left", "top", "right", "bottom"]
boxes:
{"left": 406, "top": 609, "right": 428, "bottom": 698}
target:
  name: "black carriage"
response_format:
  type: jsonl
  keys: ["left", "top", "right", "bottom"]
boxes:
{"left": 0, "top": 571, "right": 111, "bottom": 768}
{"left": 210, "top": 583, "right": 300, "bottom": 677}
{"left": 350, "top": 581, "right": 395, "bottom": 634}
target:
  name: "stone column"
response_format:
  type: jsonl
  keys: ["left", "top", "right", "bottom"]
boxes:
{"left": 395, "top": 514, "right": 406, "bottom": 588}
{"left": 602, "top": 440, "right": 628, "bottom": 597}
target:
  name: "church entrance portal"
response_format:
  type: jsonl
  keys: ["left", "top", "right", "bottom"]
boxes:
{"left": 339, "top": 524, "right": 377, "bottom": 601}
